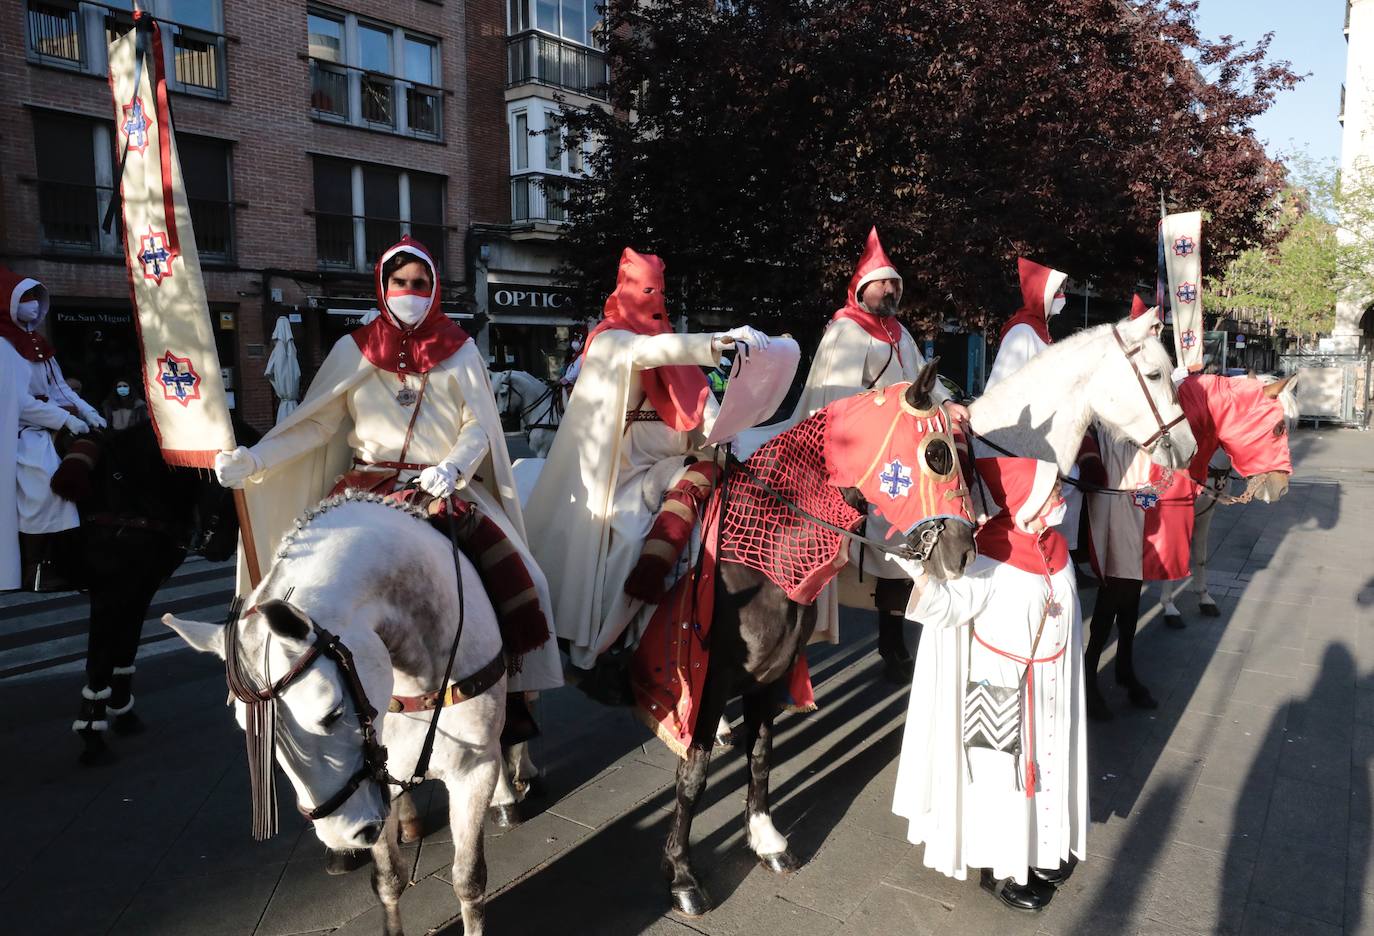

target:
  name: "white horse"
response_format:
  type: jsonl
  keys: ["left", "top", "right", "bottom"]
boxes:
{"left": 1158, "top": 373, "right": 1300, "bottom": 625}
{"left": 492, "top": 369, "right": 563, "bottom": 458}
{"left": 164, "top": 495, "right": 505, "bottom": 936}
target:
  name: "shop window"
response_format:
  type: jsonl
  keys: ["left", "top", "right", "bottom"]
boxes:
{"left": 313, "top": 157, "right": 446, "bottom": 273}
{"left": 307, "top": 5, "right": 443, "bottom": 140}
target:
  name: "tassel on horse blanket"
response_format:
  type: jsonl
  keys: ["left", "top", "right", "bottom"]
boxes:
{"left": 50, "top": 433, "right": 102, "bottom": 503}
{"left": 624, "top": 461, "right": 722, "bottom": 603}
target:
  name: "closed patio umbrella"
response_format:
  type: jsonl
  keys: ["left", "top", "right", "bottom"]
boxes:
{"left": 264, "top": 315, "right": 300, "bottom": 423}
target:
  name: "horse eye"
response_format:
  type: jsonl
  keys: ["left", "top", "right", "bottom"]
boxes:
{"left": 1145, "top": 371, "right": 1162, "bottom": 381}
{"left": 320, "top": 706, "right": 345, "bottom": 728}
{"left": 1273, "top": 421, "right": 1286, "bottom": 437}
{"left": 924, "top": 439, "right": 953, "bottom": 475}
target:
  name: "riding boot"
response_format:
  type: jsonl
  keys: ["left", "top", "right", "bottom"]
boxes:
{"left": 73, "top": 685, "right": 113, "bottom": 765}
{"left": 108, "top": 666, "right": 144, "bottom": 735}
{"left": 1084, "top": 590, "right": 1115, "bottom": 722}
{"left": 876, "top": 611, "right": 915, "bottom": 684}
{"left": 501, "top": 692, "right": 540, "bottom": 746}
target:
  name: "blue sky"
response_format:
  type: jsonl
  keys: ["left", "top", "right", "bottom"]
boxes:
{"left": 1194, "top": 0, "right": 1348, "bottom": 164}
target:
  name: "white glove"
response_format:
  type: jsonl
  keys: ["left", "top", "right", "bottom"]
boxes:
{"left": 86, "top": 412, "right": 107, "bottom": 430}
{"left": 418, "top": 462, "right": 461, "bottom": 499}
{"left": 214, "top": 446, "right": 263, "bottom": 489}
{"left": 885, "top": 552, "right": 925, "bottom": 582}
{"left": 714, "top": 325, "right": 771, "bottom": 353}
{"left": 63, "top": 414, "right": 90, "bottom": 435}
{"left": 1171, "top": 365, "right": 1190, "bottom": 385}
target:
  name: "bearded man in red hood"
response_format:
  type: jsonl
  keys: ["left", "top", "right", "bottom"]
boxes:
{"left": 791, "top": 228, "right": 966, "bottom": 681}
{"left": 0, "top": 268, "right": 107, "bottom": 592}
{"left": 525, "top": 247, "right": 771, "bottom": 679}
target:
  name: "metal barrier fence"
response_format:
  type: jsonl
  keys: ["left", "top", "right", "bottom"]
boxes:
{"left": 1279, "top": 352, "right": 1372, "bottom": 429}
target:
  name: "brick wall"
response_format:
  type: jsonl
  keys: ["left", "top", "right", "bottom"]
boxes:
{"left": 0, "top": 0, "right": 508, "bottom": 433}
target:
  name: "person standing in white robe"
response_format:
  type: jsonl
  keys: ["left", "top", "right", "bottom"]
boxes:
{"left": 524, "top": 247, "right": 769, "bottom": 684}
{"left": 891, "top": 457, "right": 1087, "bottom": 913}
{"left": 0, "top": 268, "right": 106, "bottom": 592}
{"left": 985, "top": 257, "right": 1085, "bottom": 549}
{"left": 791, "top": 227, "right": 964, "bottom": 680}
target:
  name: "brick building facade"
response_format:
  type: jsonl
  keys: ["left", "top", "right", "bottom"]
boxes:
{"left": 1, "top": 0, "right": 514, "bottom": 433}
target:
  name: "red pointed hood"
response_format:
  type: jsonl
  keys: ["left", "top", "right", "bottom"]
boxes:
{"left": 585, "top": 248, "right": 709, "bottom": 431}
{"left": 352, "top": 237, "right": 468, "bottom": 374}
{"left": 972, "top": 456, "right": 1068, "bottom": 577}
{"left": 832, "top": 227, "right": 903, "bottom": 347}
{"left": 0, "top": 266, "right": 54, "bottom": 363}
{"left": 1130, "top": 295, "right": 1149, "bottom": 320}
{"left": 999, "top": 258, "right": 1069, "bottom": 344}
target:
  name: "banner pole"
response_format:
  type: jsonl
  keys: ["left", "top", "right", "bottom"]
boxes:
{"left": 234, "top": 489, "right": 263, "bottom": 588}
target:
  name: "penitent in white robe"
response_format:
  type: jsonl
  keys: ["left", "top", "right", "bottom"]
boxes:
{"left": 525, "top": 330, "right": 720, "bottom": 671}
{"left": 985, "top": 323, "right": 1083, "bottom": 550}
{"left": 240, "top": 337, "right": 562, "bottom": 692}
{"left": 892, "top": 555, "right": 1087, "bottom": 885}
{"left": 12, "top": 354, "right": 101, "bottom": 536}
{"left": 791, "top": 317, "right": 947, "bottom": 641}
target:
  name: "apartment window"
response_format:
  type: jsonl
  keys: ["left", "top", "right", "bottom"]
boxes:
{"left": 513, "top": 0, "right": 600, "bottom": 47}
{"left": 26, "top": 0, "right": 227, "bottom": 98}
{"left": 313, "top": 158, "right": 446, "bottom": 272}
{"left": 507, "top": 0, "right": 607, "bottom": 99}
{"left": 179, "top": 135, "right": 235, "bottom": 263}
{"left": 33, "top": 113, "right": 111, "bottom": 253}
{"left": 510, "top": 103, "right": 586, "bottom": 224}
{"left": 308, "top": 6, "right": 443, "bottom": 140}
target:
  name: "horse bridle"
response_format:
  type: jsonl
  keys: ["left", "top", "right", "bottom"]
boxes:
{"left": 1112, "top": 325, "right": 1188, "bottom": 456}
{"left": 498, "top": 374, "right": 561, "bottom": 431}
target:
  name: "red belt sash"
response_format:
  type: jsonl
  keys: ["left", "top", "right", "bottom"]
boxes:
{"left": 971, "top": 629, "right": 1067, "bottom": 798}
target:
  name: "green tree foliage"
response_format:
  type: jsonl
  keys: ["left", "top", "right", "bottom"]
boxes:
{"left": 556, "top": 0, "right": 1298, "bottom": 336}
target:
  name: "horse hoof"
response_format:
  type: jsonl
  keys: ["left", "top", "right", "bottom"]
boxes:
{"left": 758, "top": 850, "right": 801, "bottom": 875}
{"left": 488, "top": 804, "right": 523, "bottom": 830}
{"left": 670, "top": 885, "right": 712, "bottom": 917}
{"left": 1200, "top": 602, "right": 1221, "bottom": 618}
{"left": 399, "top": 817, "right": 424, "bottom": 845}
{"left": 112, "top": 711, "right": 145, "bottom": 736}
{"left": 714, "top": 728, "right": 737, "bottom": 749}
{"left": 516, "top": 775, "right": 547, "bottom": 801}
{"left": 1164, "top": 613, "right": 1187, "bottom": 630}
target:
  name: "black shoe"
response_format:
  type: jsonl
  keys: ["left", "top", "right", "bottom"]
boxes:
{"left": 980, "top": 869, "right": 1053, "bottom": 912}
{"left": 1125, "top": 683, "right": 1158, "bottom": 709}
{"left": 1085, "top": 685, "right": 1114, "bottom": 722}
{"left": 501, "top": 694, "right": 541, "bottom": 746}
{"left": 574, "top": 652, "right": 635, "bottom": 706}
{"left": 1164, "top": 613, "right": 1187, "bottom": 630}
{"left": 1032, "top": 857, "right": 1077, "bottom": 888}
{"left": 880, "top": 648, "right": 915, "bottom": 684}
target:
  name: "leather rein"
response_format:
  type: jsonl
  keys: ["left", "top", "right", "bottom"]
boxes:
{"left": 502, "top": 376, "right": 563, "bottom": 432}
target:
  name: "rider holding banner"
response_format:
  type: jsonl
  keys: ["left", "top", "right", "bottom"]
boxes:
{"left": 214, "top": 237, "right": 561, "bottom": 720}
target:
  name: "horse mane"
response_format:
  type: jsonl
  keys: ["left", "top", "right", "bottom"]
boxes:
{"left": 273, "top": 490, "right": 429, "bottom": 562}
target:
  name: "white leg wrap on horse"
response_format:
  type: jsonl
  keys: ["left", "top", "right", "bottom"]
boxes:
{"left": 112, "top": 665, "right": 136, "bottom": 676}
{"left": 715, "top": 716, "right": 734, "bottom": 744}
{"left": 82, "top": 686, "right": 112, "bottom": 701}
{"left": 108, "top": 695, "right": 135, "bottom": 716}
{"left": 747, "top": 813, "right": 788, "bottom": 856}
{"left": 72, "top": 719, "right": 109, "bottom": 732}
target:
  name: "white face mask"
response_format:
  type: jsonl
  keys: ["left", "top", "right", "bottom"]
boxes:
{"left": 386, "top": 293, "right": 430, "bottom": 326}
{"left": 1042, "top": 499, "right": 1068, "bottom": 527}
{"left": 16, "top": 300, "right": 40, "bottom": 324}
{"left": 1049, "top": 294, "right": 1066, "bottom": 318}
{"left": 570, "top": 338, "right": 583, "bottom": 352}
{"left": 116, "top": 384, "right": 131, "bottom": 398}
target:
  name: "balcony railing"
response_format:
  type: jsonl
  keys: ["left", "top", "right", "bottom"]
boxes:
{"left": 315, "top": 213, "right": 445, "bottom": 272}
{"left": 172, "top": 28, "right": 223, "bottom": 94}
{"left": 27, "top": 1, "right": 83, "bottom": 67}
{"left": 511, "top": 174, "right": 570, "bottom": 224}
{"left": 308, "top": 59, "right": 443, "bottom": 139}
{"left": 38, "top": 180, "right": 117, "bottom": 253}
{"left": 507, "top": 31, "right": 608, "bottom": 100}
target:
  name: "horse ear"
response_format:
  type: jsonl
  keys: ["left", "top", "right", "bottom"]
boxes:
{"left": 162, "top": 613, "right": 226, "bottom": 659}
{"left": 905, "top": 358, "right": 941, "bottom": 410}
{"left": 1263, "top": 374, "right": 1297, "bottom": 399}
{"left": 258, "top": 599, "right": 313, "bottom": 642}
{"left": 1120, "top": 309, "right": 1161, "bottom": 344}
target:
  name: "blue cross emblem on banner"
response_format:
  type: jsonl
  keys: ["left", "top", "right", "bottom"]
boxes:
{"left": 121, "top": 97, "right": 150, "bottom": 154}
{"left": 156, "top": 351, "right": 202, "bottom": 407}
{"left": 138, "top": 229, "right": 174, "bottom": 285}
{"left": 1175, "top": 282, "right": 1198, "bottom": 304}
{"left": 879, "top": 459, "right": 914, "bottom": 499}
{"left": 1172, "top": 236, "right": 1195, "bottom": 257}
{"left": 1132, "top": 487, "right": 1160, "bottom": 510}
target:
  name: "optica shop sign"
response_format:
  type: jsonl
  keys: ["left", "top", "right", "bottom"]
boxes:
{"left": 488, "top": 284, "right": 576, "bottom": 313}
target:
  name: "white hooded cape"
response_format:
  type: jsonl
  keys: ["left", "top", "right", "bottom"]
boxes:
{"left": 523, "top": 329, "right": 720, "bottom": 669}
{"left": 792, "top": 317, "right": 946, "bottom": 641}
{"left": 237, "top": 336, "right": 561, "bottom": 692}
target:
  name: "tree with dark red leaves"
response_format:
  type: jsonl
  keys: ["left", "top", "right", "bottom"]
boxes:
{"left": 556, "top": 0, "right": 1299, "bottom": 337}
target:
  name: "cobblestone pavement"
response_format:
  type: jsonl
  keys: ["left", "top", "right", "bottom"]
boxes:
{"left": 2, "top": 426, "right": 1371, "bottom": 936}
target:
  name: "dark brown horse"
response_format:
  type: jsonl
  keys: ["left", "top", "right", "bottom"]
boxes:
{"left": 656, "top": 363, "right": 977, "bottom": 915}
